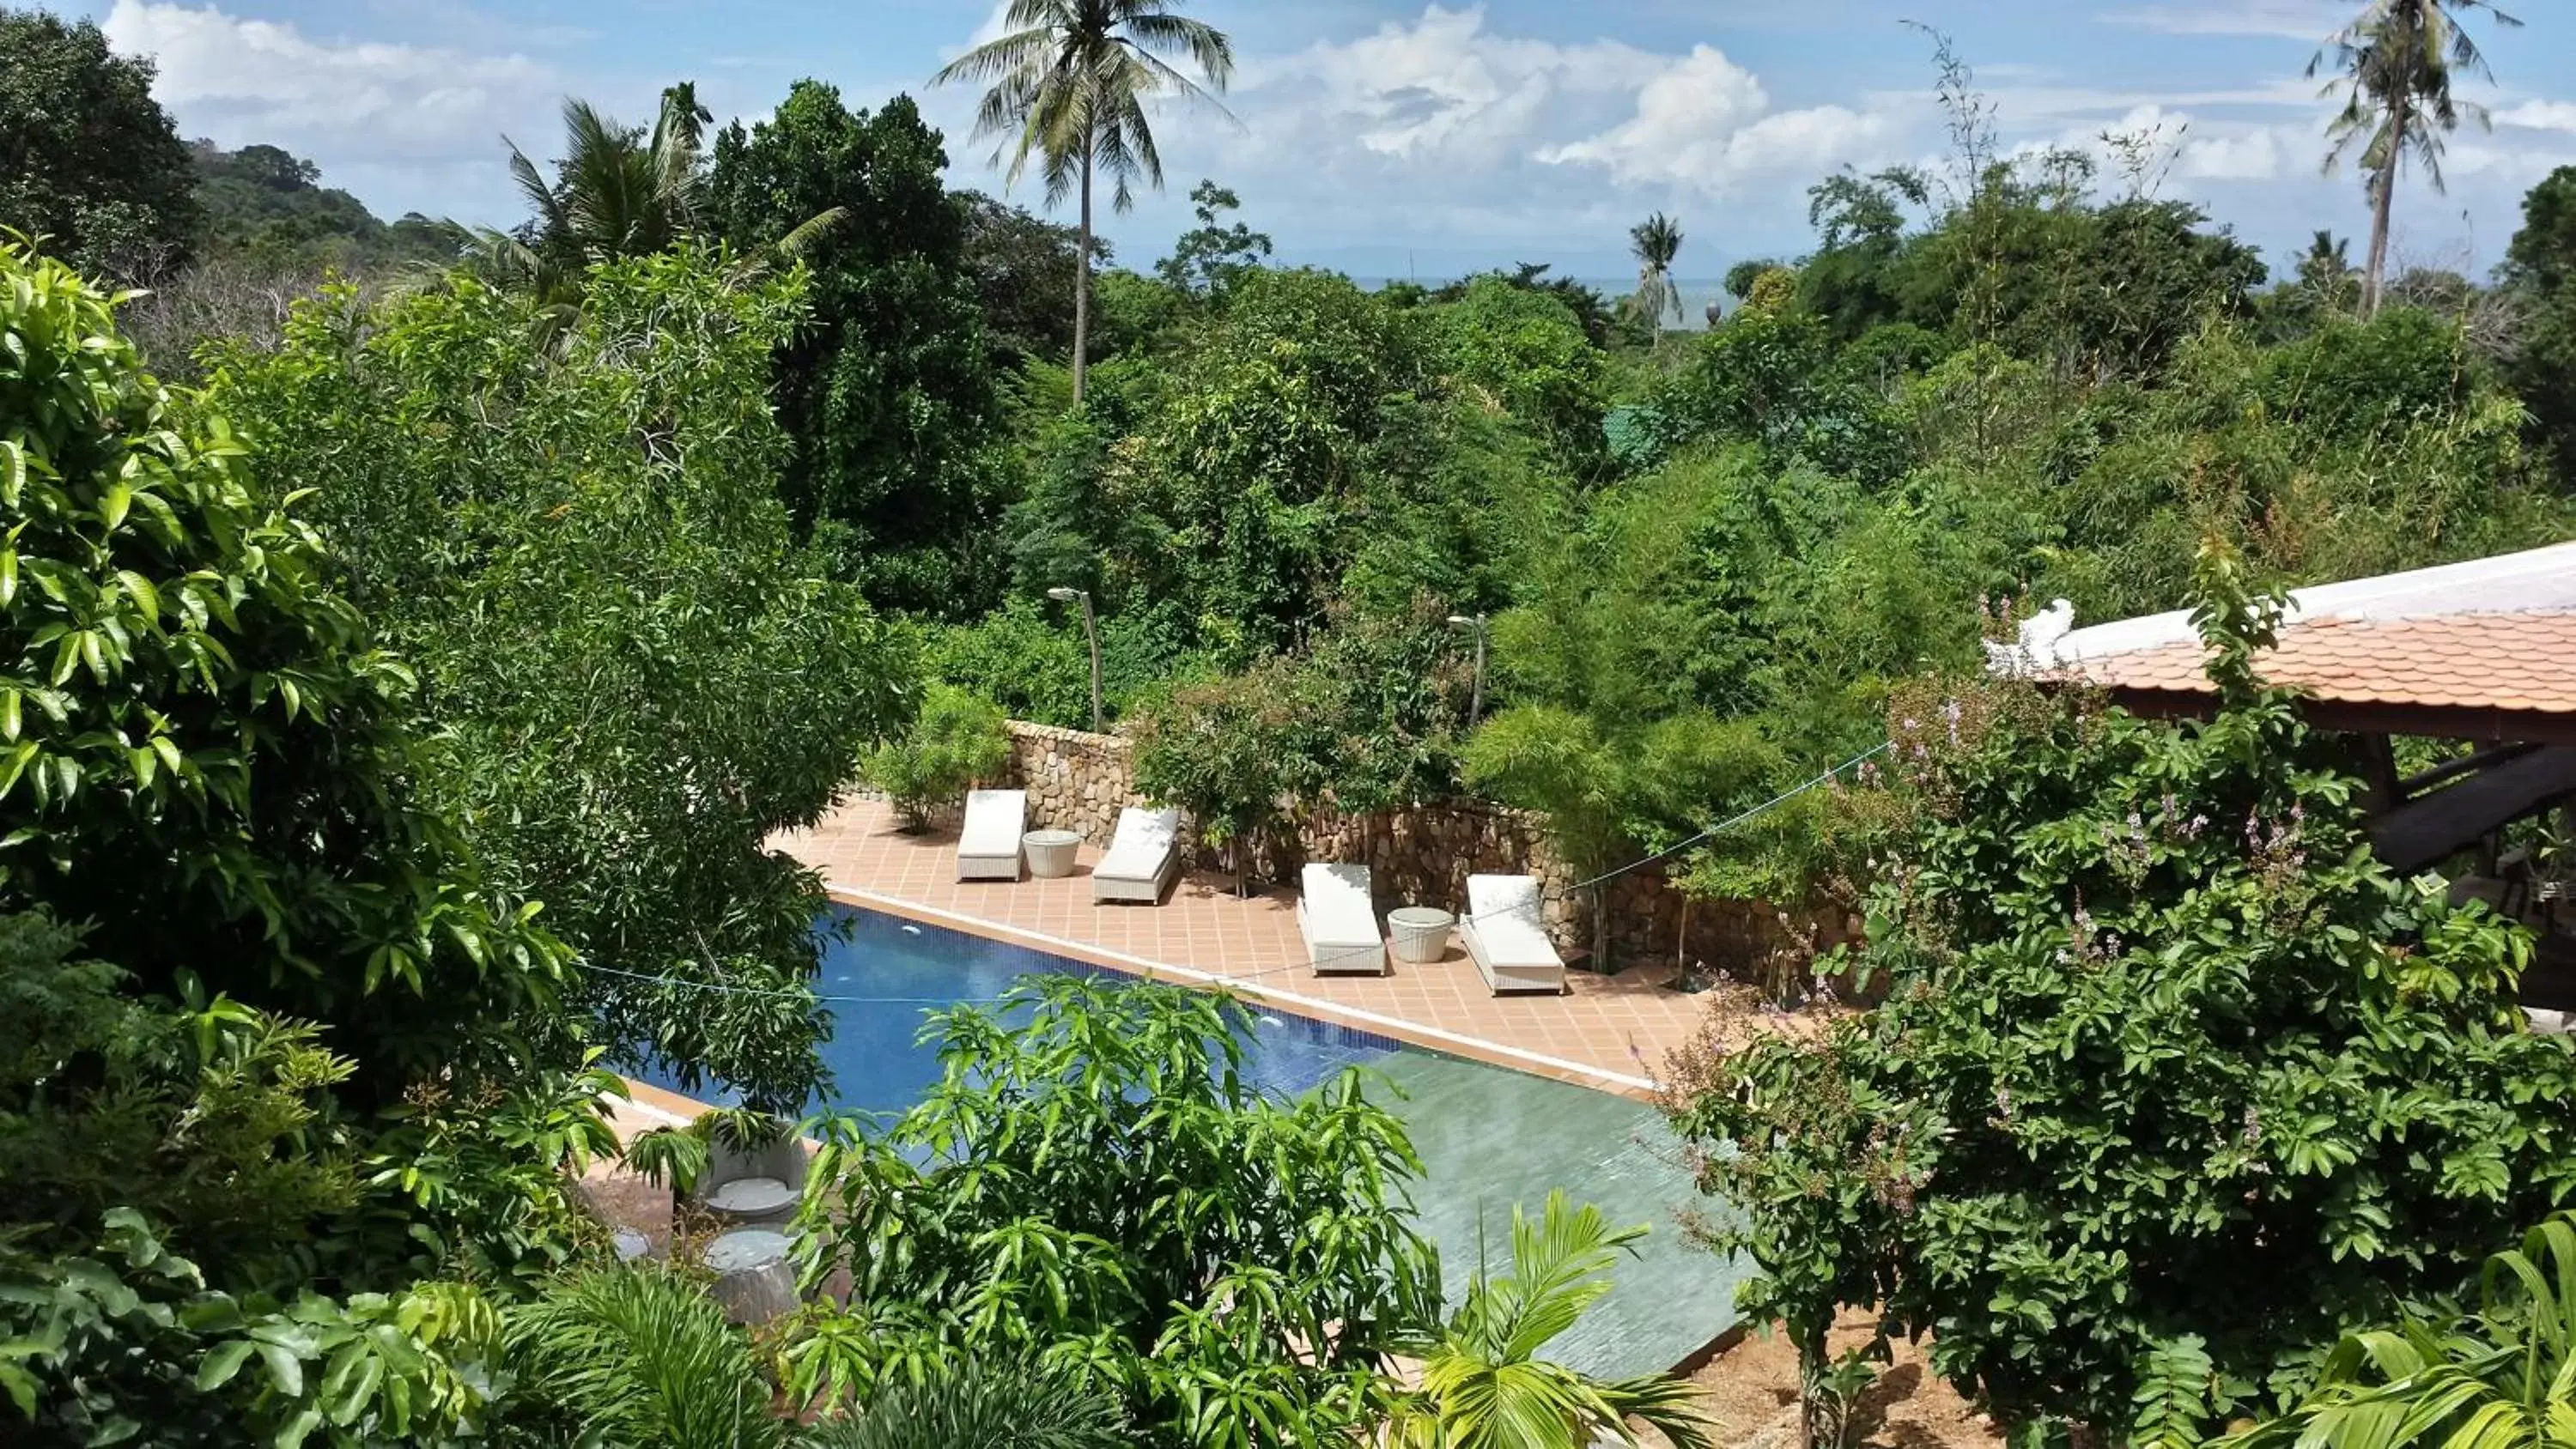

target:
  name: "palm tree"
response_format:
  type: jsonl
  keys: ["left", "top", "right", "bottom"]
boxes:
{"left": 1629, "top": 212, "right": 1686, "bottom": 330}
{"left": 2223, "top": 1213, "right": 2576, "bottom": 1449}
{"left": 446, "top": 82, "right": 838, "bottom": 320}
{"left": 932, "top": 1, "right": 1234, "bottom": 403}
{"left": 2297, "top": 229, "right": 2361, "bottom": 312}
{"left": 2310, "top": 1, "right": 2521, "bottom": 315}
{"left": 1386, "top": 1192, "right": 1715, "bottom": 1449}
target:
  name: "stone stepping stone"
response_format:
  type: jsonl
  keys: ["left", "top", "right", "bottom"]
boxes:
{"left": 702, "top": 1174, "right": 797, "bottom": 1225}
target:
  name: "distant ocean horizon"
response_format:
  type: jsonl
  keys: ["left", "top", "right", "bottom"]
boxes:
{"left": 1350, "top": 276, "right": 1733, "bottom": 330}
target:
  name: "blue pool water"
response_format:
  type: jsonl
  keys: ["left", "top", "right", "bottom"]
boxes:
{"left": 654, "top": 904, "right": 1404, "bottom": 1117}
{"left": 635, "top": 902, "right": 1748, "bottom": 1376}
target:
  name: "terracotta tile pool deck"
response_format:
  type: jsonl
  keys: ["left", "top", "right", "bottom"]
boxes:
{"left": 771, "top": 796, "right": 1722, "bottom": 1100}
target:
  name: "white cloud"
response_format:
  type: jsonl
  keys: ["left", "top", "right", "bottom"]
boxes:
{"left": 1540, "top": 46, "right": 1897, "bottom": 194}
{"left": 2101, "top": 2, "right": 2348, "bottom": 41}
{"left": 101, "top": 0, "right": 566, "bottom": 220}
{"left": 2498, "top": 100, "right": 2576, "bottom": 133}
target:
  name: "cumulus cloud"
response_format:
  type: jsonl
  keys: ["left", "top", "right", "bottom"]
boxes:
{"left": 1539, "top": 46, "right": 1897, "bottom": 193}
{"left": 101, "top": 0, "right": 565, "bottom": 220}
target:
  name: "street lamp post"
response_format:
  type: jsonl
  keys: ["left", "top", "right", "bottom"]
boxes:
{"left": 1048, "top": 586, "right": 1104, "bottom": 734}
{"left": 1445, "top": 613, "right": 1487, "bottom": 724}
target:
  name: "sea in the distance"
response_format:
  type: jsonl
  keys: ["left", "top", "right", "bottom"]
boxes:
{"left": 1352, "top": 276, "right": 1732, "bottom": 330}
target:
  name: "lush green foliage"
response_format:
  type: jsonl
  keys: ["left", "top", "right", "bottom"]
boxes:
{"left": 0, "top": 9, "right": 201, "bottom": 280}
{"left": 862, "top": 684, "right": 1011, "bottom": 828}
{"left": 205, "top": 251, "right": 908, "bottom": 1111}
{"left": 1668, "top": 552, "right": 2576, "bottom": 1446}
{"left": 786, "top": 977, "right": 1443, "bottom": 1447}
{"left": 2506, "top": 165, "right": 2576, "bottom": 469}
{"left": 1385, "top": 1192, "right": 1713, "bottom": 1449}
{"left": 0, "top": 241, "right": 635, "bottom": 1444}
{"left": 0, "top": 1209, "right": 501, "bottom": 1446}
{"left": 803, "top": 1358, "right": 1129, "bottom": 1449}
{"left": 497, "top": 1264, "right": 782, "bottom": 1449}
{"left": 707, "top": 85, "right": 1003, "bottom": 613}
{"left": 1, "top": 238, "right": 568, "bottom": 1109}
{"left": 2223, "top": 1212, "right": 2576, "bottom": 1449}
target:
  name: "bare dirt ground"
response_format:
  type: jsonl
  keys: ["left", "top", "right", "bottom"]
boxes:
{"left": 1661, "top": 1310, "right": 2004, "bottom": 1449}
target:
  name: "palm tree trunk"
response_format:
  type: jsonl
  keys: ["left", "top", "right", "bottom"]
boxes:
{"left": 2363, "top": 96, "right": 2407, "bottom": 318}
{"left": 1073, "top": 145, "right": 1093, "bottom": 405}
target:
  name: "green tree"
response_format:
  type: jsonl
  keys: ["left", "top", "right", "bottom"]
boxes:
{"left": 932, "top": 0, "right": 1235, "bottom": 403}
{"left": 1, "top": 237, "right": 566, "bottom": 1107}
{"left": 0, "top": 8, "right": 201, "bottom": 279}
{"left": 191, "top": 141, "right": 454, "bottom": 268}
{"left": 2505, "top": 166, "right": 2576, "bottom": 473}
{"left": 0, "top": 239, "right": 627, "bottom": 1442}
{"left": 1154, "top": 179, "right": 1272, "bottom": 300}
{"left": 959, "top": 190, "right": 1091, "bottom": 367}
{"left": 706, "top": 84, "right": 1002, "bottom": 612}
{"left": 1668, "top": 547, "right": 2576, "bottom": 1446}
{"left": 1386, "top": 1193, "right": 1714, "bottom": 1449}
{"left": 784, "top": 977, "right": 1443, "bottom": 1446}
{"left": 2312, "top": 0, "right": 2522, "bottom": 315}
{"left": 208, "top": 252, "right": 908, "bottom": 1111}
{"left": 1628, "top": 212, "right": 1685, "bottom": 329}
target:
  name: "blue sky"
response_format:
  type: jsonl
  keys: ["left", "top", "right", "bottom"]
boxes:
{"left": 59, "top": 0, "right": 2576, "bottom": 282}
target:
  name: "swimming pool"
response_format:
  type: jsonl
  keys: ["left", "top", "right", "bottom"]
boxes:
{"left": 798, "top": 903, "right": 1406, "bottom": 1117}
{"left": 638, "top": 902, "right": 1748, "bottom": 1376}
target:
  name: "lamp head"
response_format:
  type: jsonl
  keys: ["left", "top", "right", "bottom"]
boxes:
{"left": 1048, "top": 587, "right": 1083, "bottom": 603}
{"left": 1445, "top": 614, "right": 1479, "bottom": 627}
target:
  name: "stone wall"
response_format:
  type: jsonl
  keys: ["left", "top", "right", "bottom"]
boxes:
{"left": 1003, "top": 720, "right": 1137, "bottom": 845}
{"left": 998, "top": 719, "right": 1847, "bottom": 973}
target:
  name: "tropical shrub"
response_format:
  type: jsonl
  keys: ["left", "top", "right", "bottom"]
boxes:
{"left": 1130, "top": 663, "right": 1303, "bottom": 892}
{"left": 2222, "top": 1213, "right": 2576, "bottom": 1449}
{"left": 862, "top": 684, "right": 1010, "bottom": 828}
{"left": 1385, "top": 1192, "right": 1714, "bottom": 1449}
{"left": 1667, "top": 547, "right": 2576, "bottom": 1446}
{"left": 207, "top": 250, "right": 909, "bottom": 1110}
{"left": 784, "top": 976, "right": 1443, "bottom": 1447}
{"left": 0, "top": 1207, "right": 499, "bottom": 1446}
{"left": 495, "top": 1264, "right": 784, "bottom": 1449}
{"left": 803, "top": 1358, "right": 1128, "bottom": 1449}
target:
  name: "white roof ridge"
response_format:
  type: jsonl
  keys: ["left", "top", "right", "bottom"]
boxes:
{"left": 2016, "top": 540, "right": 2576, "bottom": 672}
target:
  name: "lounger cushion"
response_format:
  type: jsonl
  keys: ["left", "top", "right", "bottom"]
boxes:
{"left": 1467, "top": 874, "right": 1559, "bottom": 965}
{"left": 1301, "top": 863, "right": 1379, "bottom": 945}
{"left": 1097, "top": 806, "right": 1181, "bottom": 880}
{"left": 959, "top": 790, "right": 1026, "bottom": 856}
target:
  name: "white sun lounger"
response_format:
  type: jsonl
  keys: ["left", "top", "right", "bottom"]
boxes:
{"left": 1093, "top": 806, "right": 1182, "bottom": 904}
{"left": 1298, "top": 862, "right": 1388, "bottom": 976}
{"left": 957, "top": 789, "right": 1027, "bottom": 882}
{"left": 1461, "top": 874, "right": 1565, "bottom": 996}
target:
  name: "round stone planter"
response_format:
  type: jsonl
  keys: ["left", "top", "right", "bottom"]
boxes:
{"left": 1024, "top": 828, "right": 1082, "bottom": 879}
{"left": 704, "top": 1228, "right": 797, "bottom": 1325}
{"left": 1388, "top": 906, "right": 1455, "bottom": 965}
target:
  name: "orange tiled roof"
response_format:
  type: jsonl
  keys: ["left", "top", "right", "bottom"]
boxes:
{"left": 2072, "top": 610, "right": 2576, "bottom": 715}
